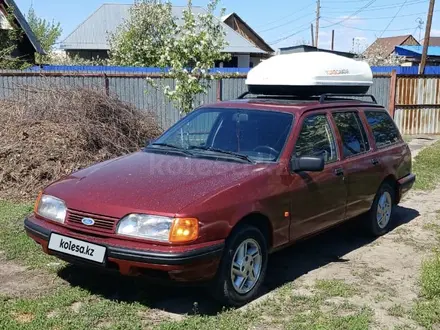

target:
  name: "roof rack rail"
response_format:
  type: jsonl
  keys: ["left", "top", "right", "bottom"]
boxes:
{"left": 319, "top": 93, "right": 377, "bottom": 104}
{"left": 237, "top": 91, "right": 377, "bottom": 104}
{"left": 237, "top": 92, "right": 249, "bottom": 99}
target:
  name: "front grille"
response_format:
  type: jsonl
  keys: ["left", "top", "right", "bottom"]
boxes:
{"left": 67, "top": 209, "right": 119, "bottom": 232}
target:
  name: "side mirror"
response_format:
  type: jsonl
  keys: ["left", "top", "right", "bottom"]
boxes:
{"left": 290, "top": 156, "right": 324, "bottom": 172}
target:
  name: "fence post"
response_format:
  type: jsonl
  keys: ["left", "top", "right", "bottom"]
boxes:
{"left": 216, "top": 79, "right": 223, "bottom": 102}
{"left": 103, "top": 74, "right": 110, "bottom": 96}
{"left": 388, "top": 70, "right": 397, "bottom": 118}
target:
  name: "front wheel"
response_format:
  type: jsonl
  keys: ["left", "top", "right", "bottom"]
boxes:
{"left": 366, "top": 183, "right": 395, "bottom": 236}
{"left": 212, "top": 225, "right": 268, "bottom": 307}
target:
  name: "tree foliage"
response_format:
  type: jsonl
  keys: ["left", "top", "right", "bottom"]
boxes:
{"left": 27, "top": 7, "right": 62, "bottom": 62}
{"left": 0, "top": 7, "right": 27, "bottom": 69}
{"left": 358, "top": 45, "right": 406, "bottom": 66}
{"left": 110, "top": 0, "right": 230, "bottom": 113}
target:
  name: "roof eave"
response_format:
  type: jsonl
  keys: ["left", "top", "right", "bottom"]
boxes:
{"left": 222, "top": 12, "right": 275, "bottom": 53}
{"left": 4, "top": 0, "right": 46, "bottom": 55}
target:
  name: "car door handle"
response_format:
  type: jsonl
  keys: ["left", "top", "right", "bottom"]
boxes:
{"left": 371, "top": 158, "right": 380, "bottom": 165}
{"left": 334, "top": 168, "right": 344, "bottom": 176}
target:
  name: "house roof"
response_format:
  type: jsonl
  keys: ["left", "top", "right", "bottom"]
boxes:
{"left": 395, "top": 45, "right": 440, "bottom": 57}
{"left": 421, "top": 36, "right": 440, "bottom": 46}
{"left": 2, "top": 0, "right": 45, "bottom": 54}
{"left": 61, "top": 4, "right": 266, "bottom": 55}
{"left": 364, "top": 35, "right": 419, "bottom": 57}
{"left": 221, "top": 12, "right": 274, "bottom": 53}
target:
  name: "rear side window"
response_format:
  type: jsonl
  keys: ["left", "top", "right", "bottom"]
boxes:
{"left": 333, "top": 112, "right": 370, "bottom": 157}
{"left": 295, "top": 114, "right": 337, "bottom": 164}
{"left": 365, "top": 111, "right": 401, "bottom": 148}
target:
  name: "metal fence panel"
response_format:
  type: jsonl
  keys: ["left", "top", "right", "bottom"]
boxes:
{"left": 1, "top": 71, "right": 439, "bottom": 134}
{"left": 369, "top": 76, "right": 390, "bottom": 109}
{"left": 394, "top": 76, "right": 440, "bottom": 135}
{"left": 394, "top": 107, "right": 440, "bottom": 135}
{"left": 222, "top": 78, "right": 247, "bottom": 100}
{"left": 396, "top": 77, "right": 440, "bottom": 105}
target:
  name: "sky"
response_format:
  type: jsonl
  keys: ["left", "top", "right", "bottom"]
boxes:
{"left": 14, "top": 0, "right": 440, "bottom": 52}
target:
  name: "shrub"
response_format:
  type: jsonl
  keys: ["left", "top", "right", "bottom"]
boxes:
{"left": 0, "top": 86, "right": 162, "bottom": 201}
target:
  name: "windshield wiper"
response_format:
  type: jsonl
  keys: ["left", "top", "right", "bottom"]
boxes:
{"left": 148, "top": 143, "right": 193, "bottom": 156}
{"left": 188, "top": 146, "right": 255, "bottom": 163}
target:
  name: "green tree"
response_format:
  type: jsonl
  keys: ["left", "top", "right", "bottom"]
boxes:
{"left": 109, "top": 1, "right": 176, "bottom": 67}
{"left": 0, "top": 7, "right": 26, "bottom": 69}
{"left": 27, "top": 7, "right": 62, "bottom": 62}
{"left": 109, "top": 0, "right": 230, "bottom": 114}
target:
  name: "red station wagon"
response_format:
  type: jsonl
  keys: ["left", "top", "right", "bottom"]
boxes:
{"left": 24, "top": 91, "right": 415, "bottom": 306}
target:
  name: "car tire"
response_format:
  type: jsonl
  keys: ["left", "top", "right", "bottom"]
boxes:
{"left": 366, "top": 182, "right": 395, "bottom": 237}
{"left": 212, "top": 225, "right": 268, "bottom": 307}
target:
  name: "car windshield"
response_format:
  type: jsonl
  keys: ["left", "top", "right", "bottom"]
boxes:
{"left": 147, "top": 108, "right": 294, "bottom": 162}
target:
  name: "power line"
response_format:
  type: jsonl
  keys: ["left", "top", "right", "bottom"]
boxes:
{"left": 324, "top": 0, "right": 371, "bottom": 2}
{"left": 269, "top": 20, "right": 315, "bottom": 45}
{"left": 321, "top": 0, "right": 427, "bottom": 13}
{"left": 255, "top": 3, "right": 315, "bottom": 30}
{"left": 258, "top": 12, "right": 315, "bottom": 33}
{"left": 322, "top": 10, "right": 439, "bottom": 20}
{"left": 378, "top": 0, "right": 408, "bottom": 38}
{"left": 321, "top": 0, "right": 377, "bottom": 28}
{"left": 320, "top": 18, "right": 416, "bottom": 31}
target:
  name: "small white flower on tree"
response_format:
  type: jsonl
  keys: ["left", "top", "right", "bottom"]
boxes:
{"left": 109, "top": 1, "right": 176, "bottom": 67}
{"left": 358, "top": 45, "right": 406, "bottom": 66}
{"left": 109, "top": 0, "right": 230, "bottom": 114}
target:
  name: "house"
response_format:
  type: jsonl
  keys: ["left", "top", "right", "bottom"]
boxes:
{"left": 278, "top": 45, "right": 356, "bottom": 58}
{"left": 420, "top": 36, "right": 440, "bottom": 46}
{"left": 61, "top": 4, "right": 270, "bottom": 68}
{"left": 221, "top": 12, "right": 274, "bottom": 67}
{"left": 0, "top": 0, "right": 45, "bottom": 63}
{"left": 364, "top": 34, "right": 419, "bottom": 59}
{"left": 395, "top": 45, "right": 440, "bottom": 66}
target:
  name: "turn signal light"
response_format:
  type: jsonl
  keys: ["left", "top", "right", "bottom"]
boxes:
{"left": 169, "top": 218, "right": 199, "bottom": 243}
{"left": 34, "top": 191, "right": 43, "bottom": 213}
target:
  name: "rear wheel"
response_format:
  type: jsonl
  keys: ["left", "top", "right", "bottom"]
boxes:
{"left": 366, "top": 182, "right": 395, "bottom": 236}
{"left": 212, "top": 225, "right": 268, "bottom": 307}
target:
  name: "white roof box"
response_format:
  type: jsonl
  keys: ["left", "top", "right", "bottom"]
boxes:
{"left": 246, "top": 52, "right": 373, "bottom": 95}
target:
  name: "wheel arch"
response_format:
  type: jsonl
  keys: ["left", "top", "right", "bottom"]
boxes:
{"left": 231, "top": 212, "right": 273, "bottom": 249}
{"left": 381, "top": 174, "right": 400, "bottom": 204}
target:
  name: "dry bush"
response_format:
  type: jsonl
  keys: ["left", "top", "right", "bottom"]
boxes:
{"left": 0, "top": 86, "right": 162, "bottom": 201}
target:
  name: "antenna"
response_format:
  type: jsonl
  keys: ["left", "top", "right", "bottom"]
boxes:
{"left": 415, "top": 17, "right": 424, "bottom": 42}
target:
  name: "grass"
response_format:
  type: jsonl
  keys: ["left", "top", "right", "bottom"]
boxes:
{"left": 0, "top": 200, "right": 374, "bottom": 330}
{"left": 413, "top": 141, "right": 440, "bottom": 190}
{"left": 0, "top": 200, "right": 58, "bottom": 269}
{"left": 411, "top": 214, "right": 440, "bottom": 328}
{"left": 0, "top": 286, "right": 147, "bottom": 330}
{"left": 287, "top": 308, "right": 372, "bottom": 330}
{"left": 387, "top": 304, "right": 405, "bottom": 317}
{"left": 403, "top": 135, "right": 413, "bottom": 143}
{"left": 314, "top": 279, "right": 358, "bottom": 298}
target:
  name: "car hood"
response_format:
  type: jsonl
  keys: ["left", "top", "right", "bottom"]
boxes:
{"left": 45, "top": 151, "right": 269, "bottom": 218}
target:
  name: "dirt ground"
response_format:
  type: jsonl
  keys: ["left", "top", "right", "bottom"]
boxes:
{"left": 1, "top": 137, "right": 439, "bottom": 328}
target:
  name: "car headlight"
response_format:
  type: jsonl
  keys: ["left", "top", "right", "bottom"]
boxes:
{"left": 35, "top": 193, "right": 67, "bottom": 223}
{"left": 116, "top": 214, "right": 199, "bottom": 243}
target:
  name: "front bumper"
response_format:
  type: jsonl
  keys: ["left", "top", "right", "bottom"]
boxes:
{"left": 24, "top": 217, "right": 224, "bottom": 282}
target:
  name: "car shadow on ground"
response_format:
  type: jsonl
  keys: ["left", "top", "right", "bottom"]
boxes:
{"left": 57, "top": 205, "right": 419, "bottom": 316}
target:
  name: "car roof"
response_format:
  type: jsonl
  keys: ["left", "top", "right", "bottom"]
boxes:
{"left": 201, "top": 98, "right": 385, "bottom": 116}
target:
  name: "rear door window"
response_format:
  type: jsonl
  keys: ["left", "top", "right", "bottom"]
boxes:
{"left": 365, "top": 110, "right": 401, "bottom": 148}
{"left": 295, "top": 114, "right": 338, "bottom": 164}
{"left": 333, "top": 111, "right": 370, "bottom": 157}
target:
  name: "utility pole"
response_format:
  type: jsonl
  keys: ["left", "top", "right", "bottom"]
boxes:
{"left": 331, "top": 30, "right": 335, "bottom": 50}
{"left": 419, "top": 0, "right": 435, "bottom": 74}
{"left": 311, "top": 24, "right": 315, "bottom": 47}
{"left": 315, "top": 0, "right": 320, "bottom": 48}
